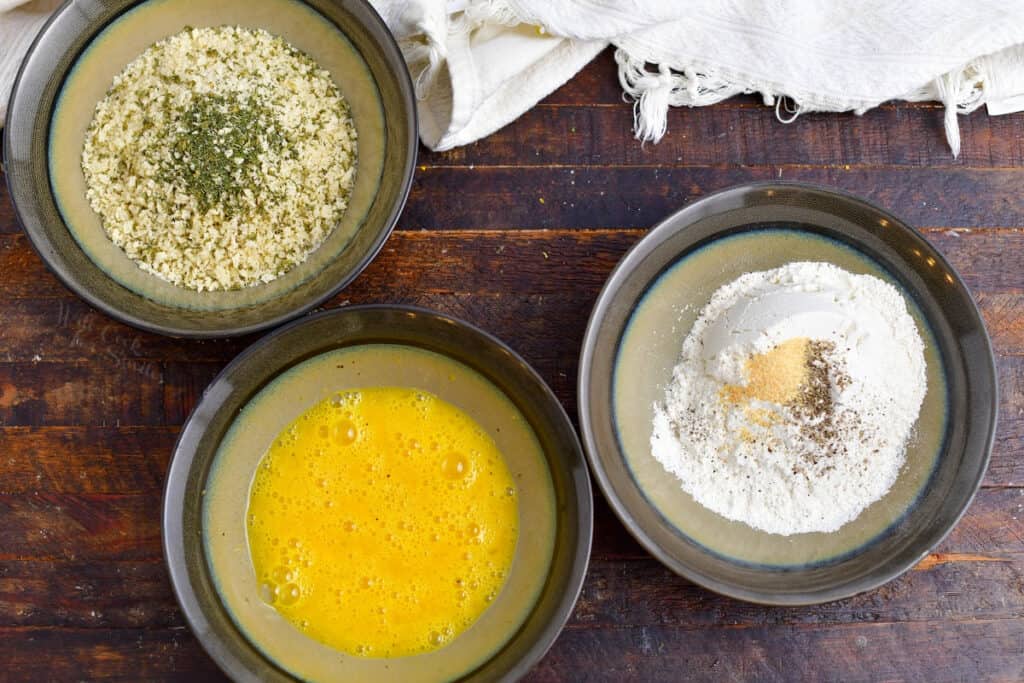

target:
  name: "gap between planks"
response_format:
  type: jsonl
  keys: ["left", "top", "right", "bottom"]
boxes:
{"left": 558, "top": 614, "right": 1024, "bottom": 633}
{"left": 0, "top": 550, "right": 1020, "bottom": 565}
{"left": 0, "top": 610, "right": 1017, "bottom": 635}
{"left": 2, "top": 226, "right": 1023, "bottom": 238}
{"left": 530, "top": 101, "right": 947, "bottom": 111}
{"left": 414, "top": 162, "right": 1024, "bottom": 172}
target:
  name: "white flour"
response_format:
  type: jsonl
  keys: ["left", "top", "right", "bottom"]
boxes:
{"left": 651, "top": 262, "right": 927, "bottom": 535}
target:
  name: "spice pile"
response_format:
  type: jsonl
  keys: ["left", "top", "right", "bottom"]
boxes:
{"left": 82, "top": 26, "right": 357, "bottom": 292}
{"left": 651, "top": 262, "right": 927, "bottom": 535}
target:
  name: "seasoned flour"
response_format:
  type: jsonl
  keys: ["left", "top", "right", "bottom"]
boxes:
{"left": 651, "top": 262, "right": 927, "bottom": 535}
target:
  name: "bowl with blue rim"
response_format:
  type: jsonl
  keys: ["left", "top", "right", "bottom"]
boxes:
{"left": 578, "top": 181, "right": 997, "bottom": 605}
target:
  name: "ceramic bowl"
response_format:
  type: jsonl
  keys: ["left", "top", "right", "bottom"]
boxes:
{"left": 163, "top": 305, "right": 593, "bottom": 680}
{"left": 3, "top": 0, "right": 416, "bottom": 337}
{"left": 578, "top": 182, "right": 997, "bottom": 605}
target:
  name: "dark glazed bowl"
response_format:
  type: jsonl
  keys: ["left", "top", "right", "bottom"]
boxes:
{"left": 4, "top": 0, "right": 416, "bottom": 338}
{"left": 578, "top": 182, "right": 997, "bottom": 605}
{"left": 163, "top": 305, "right": 593, "bottom": 681}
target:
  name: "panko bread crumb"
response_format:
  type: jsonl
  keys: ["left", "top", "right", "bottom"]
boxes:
{"left": 82, "top": 26, "right": 357, "bottom": 292}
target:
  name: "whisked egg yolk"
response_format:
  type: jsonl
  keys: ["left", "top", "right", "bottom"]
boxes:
{"left": 246, "top": 386, "right": 519, "bottom": 658}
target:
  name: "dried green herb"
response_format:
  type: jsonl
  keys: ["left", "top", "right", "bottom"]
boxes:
{"left": 159, "top": 91, "right": 289, "bottom": 216}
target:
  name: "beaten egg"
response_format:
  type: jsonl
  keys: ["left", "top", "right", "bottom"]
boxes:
{"left": 246, "top": 386, "right": 519, "bottom": 658}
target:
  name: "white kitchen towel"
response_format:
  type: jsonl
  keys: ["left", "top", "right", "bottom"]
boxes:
{"left": 0, "top": 0, "right": 62, "bottom": 125}
{"left": 4, "top": 0, "right": 1024, "bottom": 156}
{"left": 383, "top": 0, "right": 1024, "bottom": 154}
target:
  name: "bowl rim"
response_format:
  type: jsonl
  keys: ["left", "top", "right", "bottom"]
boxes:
{"left": 3, "top": 0, "right": 418, "bottom": 339}
{"left": 577, "top": 180, "right": 998, "bottom": 606}
{"left": 162, "top": 303, "right": 594, "bottom": 680}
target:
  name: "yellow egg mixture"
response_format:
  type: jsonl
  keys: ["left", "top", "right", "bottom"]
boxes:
{"left": 246, "top": 386, "right": 519, "bottom": 658}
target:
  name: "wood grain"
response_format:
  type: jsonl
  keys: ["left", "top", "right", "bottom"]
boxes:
{"left": 433, "top": 103, "right": 1023, "bottom": 169}
{"left": 8, "top": 169, "right": 1024, "bottom": 238}
{"left": 0, "top": 486, "right": 1020, "bottom": 565}
{"left": 529, "top": 619, "right": 1024, "bottom": 682}
{"left": 2, "top": 416, "right": 1019, "bottom": 496}
{"left": 0, "top": 627, "right": 224, "bottom": 681}
{"left": 0, "top": 343, "right": 1019, "bottom": 444}
{"left": 0, "top": 427, "right": 175, "bottom": 495}
{"left": 1, "top": 230, "right": 1022, "bottom": 368}
{"left": 398, "top": 167, "right": 1024, "bottom": 230}
{"left": 2, "top": 617, "right": 1020, "bottom": 683}
{"left": 4, "top": 228, "right": 1024, "bottom": 298}
{"left": 1, "top": 551, "right": 1021, "bottom": 630}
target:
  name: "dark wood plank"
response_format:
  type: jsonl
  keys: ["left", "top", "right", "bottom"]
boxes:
{"left": 0, "top": 322, "right": 1021, "bottom": 489}
{"left": 0, "top": 627, "right": 224, "bottom": 681}
{"left": 0, "top": 426, "right": 175, "bottom": 495}
{"left": 586, "top": 486, "right": 1024, "bottom": 560}
{"left": 0, "top": 492, "right": 164, "bottom": 562}
{"left": 1, "top": 174, "right": 19, "bottom": 235}
{"left": 527, "top": 619, "right": 1024, "bottom": 682}
{"left": 401, "top": 167, "right": 1024, "bottom": 230}
{"left": 0, "top": 286, "right": 1020, "bottom": 484}
{"left": 0, "top": 486, "right": 1018, "bottom": 564}
{"left": 4, "top": 617, "right": 1021, "bottom": 682}
{"left": 4, "top": 228, "right": 1024, "bottom": 295}
{"left": 1, "top": 230, "right": 1022, "bottom": 355}
{"left": 1, "top": 395, "right": 1018, "bottom": 496}
{"left": 9, "top": 165, "right": 1024, "bottom": 239}
{"left": 572, "top": 553, "right": 1024, "bottom": 629}
{"left": 0, "top": 325, "right": 1020, "bottom": 489}
{"left": 434, "top": 102, "right": 1024, "bottom": 169}
{"left": 0, "top": 228, "right": 631, "bottom": 300}
{"left": 0, "top": 294, "right": 254, "bottom": 363}
{"left": 0, "top": 361, "right": 178, "bottom": 426}
{"left": 2, "top": 550, "right": 1020, "bottom": 631}
{"left": 0, "top": 322, "right": 1021, "bottom": 430}
{"left": 0, "top": 366, "right": 1019, "bottom": 484}
{"left": 0, "top": 560, "right": 182, "bottom": 629}
{"left": 3, "top": 616, "right": 1022, "bottom": 682}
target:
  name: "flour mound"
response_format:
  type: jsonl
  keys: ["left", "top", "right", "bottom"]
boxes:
{"left": 651, "top": 262, "right": 927, "bottom": 536}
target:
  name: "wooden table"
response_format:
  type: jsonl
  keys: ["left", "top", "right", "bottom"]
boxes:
{"left": 1, "top": 50, "right": 1022, "bottom": 681}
